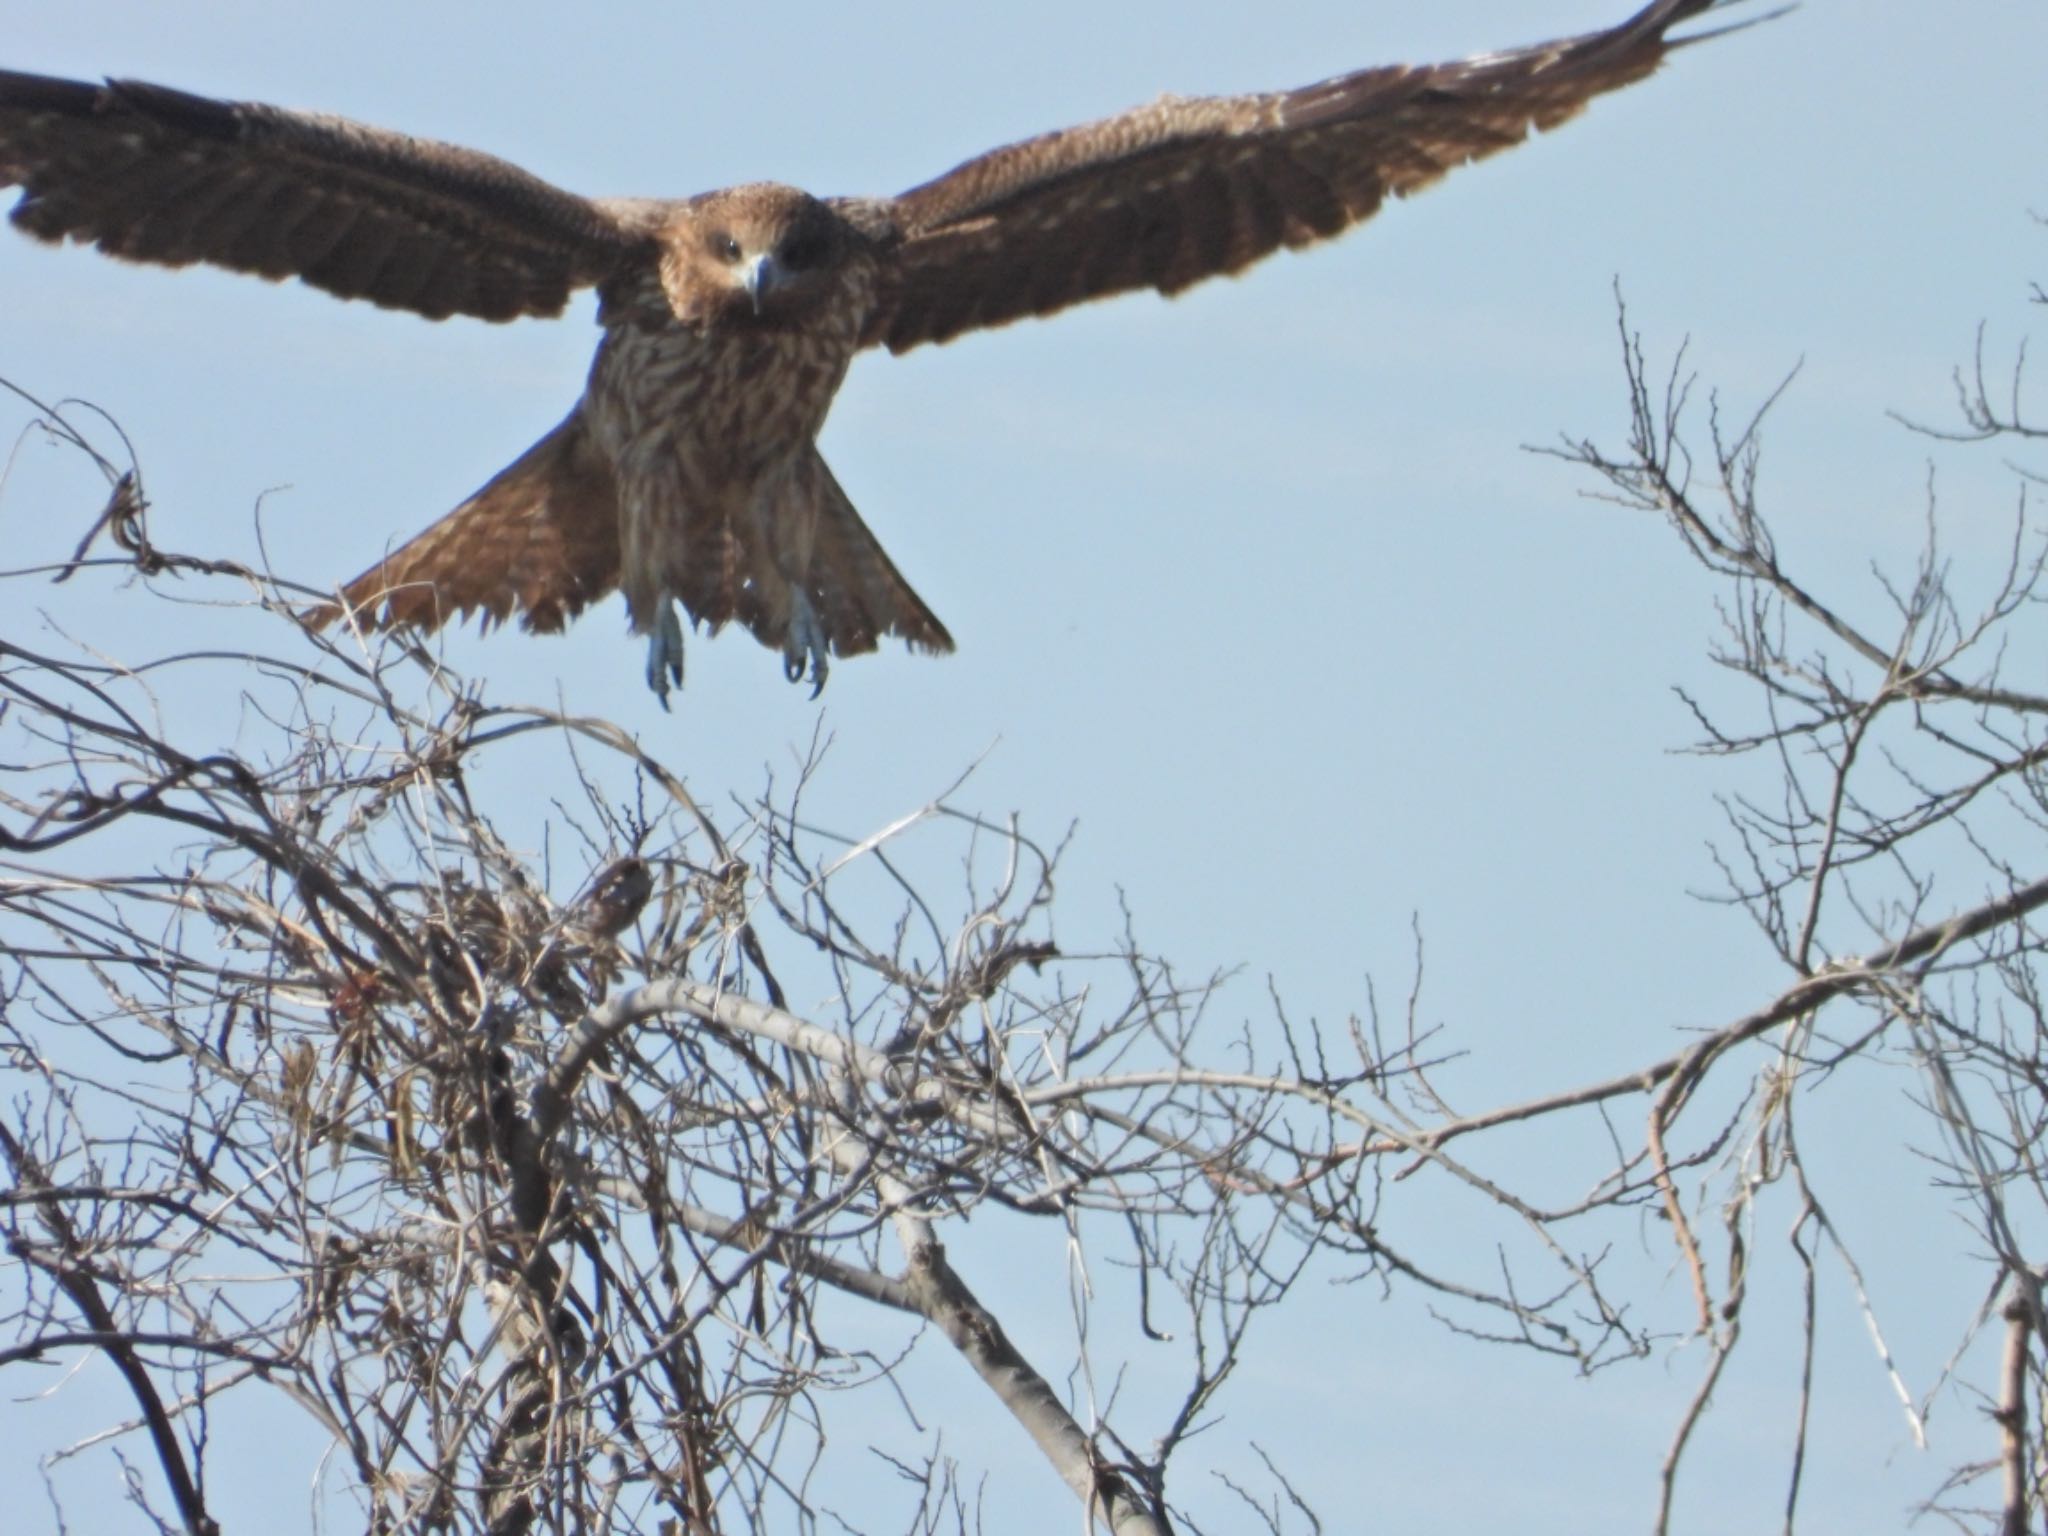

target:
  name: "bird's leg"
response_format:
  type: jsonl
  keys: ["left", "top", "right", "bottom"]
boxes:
{"left": 645, "top": 600, "right": 685, "bottom": 708}
{"left": 782, "top": 588, "right": 828, "bottom": 698}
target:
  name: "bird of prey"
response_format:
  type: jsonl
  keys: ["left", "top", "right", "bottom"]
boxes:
{"left": 0, "top": 0, "right": 1762, "bottom": 702}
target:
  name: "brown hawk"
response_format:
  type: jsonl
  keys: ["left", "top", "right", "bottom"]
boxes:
{"left": 0, "top": 1, "right": 1764, "bottom": 702}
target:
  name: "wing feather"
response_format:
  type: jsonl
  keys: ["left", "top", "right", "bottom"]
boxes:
{"left": 856, "top": 0, "right": 1756, "bottom": 353}
{"left": 0, "top": 70, "right": 655, "bottom": 321}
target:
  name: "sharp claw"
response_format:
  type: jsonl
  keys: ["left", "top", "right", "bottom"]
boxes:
{"left": 644, "top": 601, "right": 684, "bottom": 709}
{"left": 783, "top": 589, "right": 829, "bottom": 698}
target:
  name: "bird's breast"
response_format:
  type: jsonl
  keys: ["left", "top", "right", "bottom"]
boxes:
{"left": 587, "top": 310, "right": 857, "bottom": 487}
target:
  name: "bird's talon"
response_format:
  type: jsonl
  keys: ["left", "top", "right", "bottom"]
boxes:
{"left": 645, "top": 602, "right": 685, "bottom": 708}
{"left": 784, "top": 589, "right": 829, "bottom": 697}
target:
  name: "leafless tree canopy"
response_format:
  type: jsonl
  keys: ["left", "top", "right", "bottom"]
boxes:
{"left": 4, "top": 268, "right": 2048, "bottom": 1533}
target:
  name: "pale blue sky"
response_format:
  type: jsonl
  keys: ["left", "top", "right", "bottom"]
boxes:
{"left": 4, "top": 2, "right": 2046, "bottom": 1530}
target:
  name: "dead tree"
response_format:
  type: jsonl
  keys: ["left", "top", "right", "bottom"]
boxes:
{"left": 1, "top": 386, "right": 1524, "bottom": 1533}
{"left": 4, "top": 245, "right": 2048, "bottom": 1533}
{"left": 1533, "top": 282, "right": 2048, "bottom": 1534}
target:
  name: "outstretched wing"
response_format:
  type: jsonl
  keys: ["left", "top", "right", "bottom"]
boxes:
{"left": 853, "top": 0, "right": 1756, "bottom": 353}
{"left": 0, "top": 69, "right": 656, "bottom": 321}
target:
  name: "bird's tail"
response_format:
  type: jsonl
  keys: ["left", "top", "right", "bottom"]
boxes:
{"left": 787, "top": 451, "right": 953, "bottom": 659}
{"left": 668, "top": 448, "right": 953, "bottom": 662}
{"left": 309, "top": 407, "right": 620, "bottom": 636}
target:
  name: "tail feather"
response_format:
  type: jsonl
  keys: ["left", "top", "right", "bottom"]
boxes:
{"left": 796, "top": 452, "right": 952, "bottom": 658}
{"left": 310, "top": 407, "right": 619, "bottom": 635}
{"left": 661, "top": 447, "right": 951, "bottom": 661}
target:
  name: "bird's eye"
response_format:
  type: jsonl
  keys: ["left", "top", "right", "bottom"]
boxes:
{"left": 713, "top": 232, "right": 741, "bottom": 262}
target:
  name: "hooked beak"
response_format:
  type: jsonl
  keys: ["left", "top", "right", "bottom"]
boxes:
{"left": 741, "top": 252, "right": 783, "bottom": 315}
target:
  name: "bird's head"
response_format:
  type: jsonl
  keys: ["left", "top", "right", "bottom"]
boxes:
{"left": 660, "top": 184, "right": 849, "bottom": 327}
